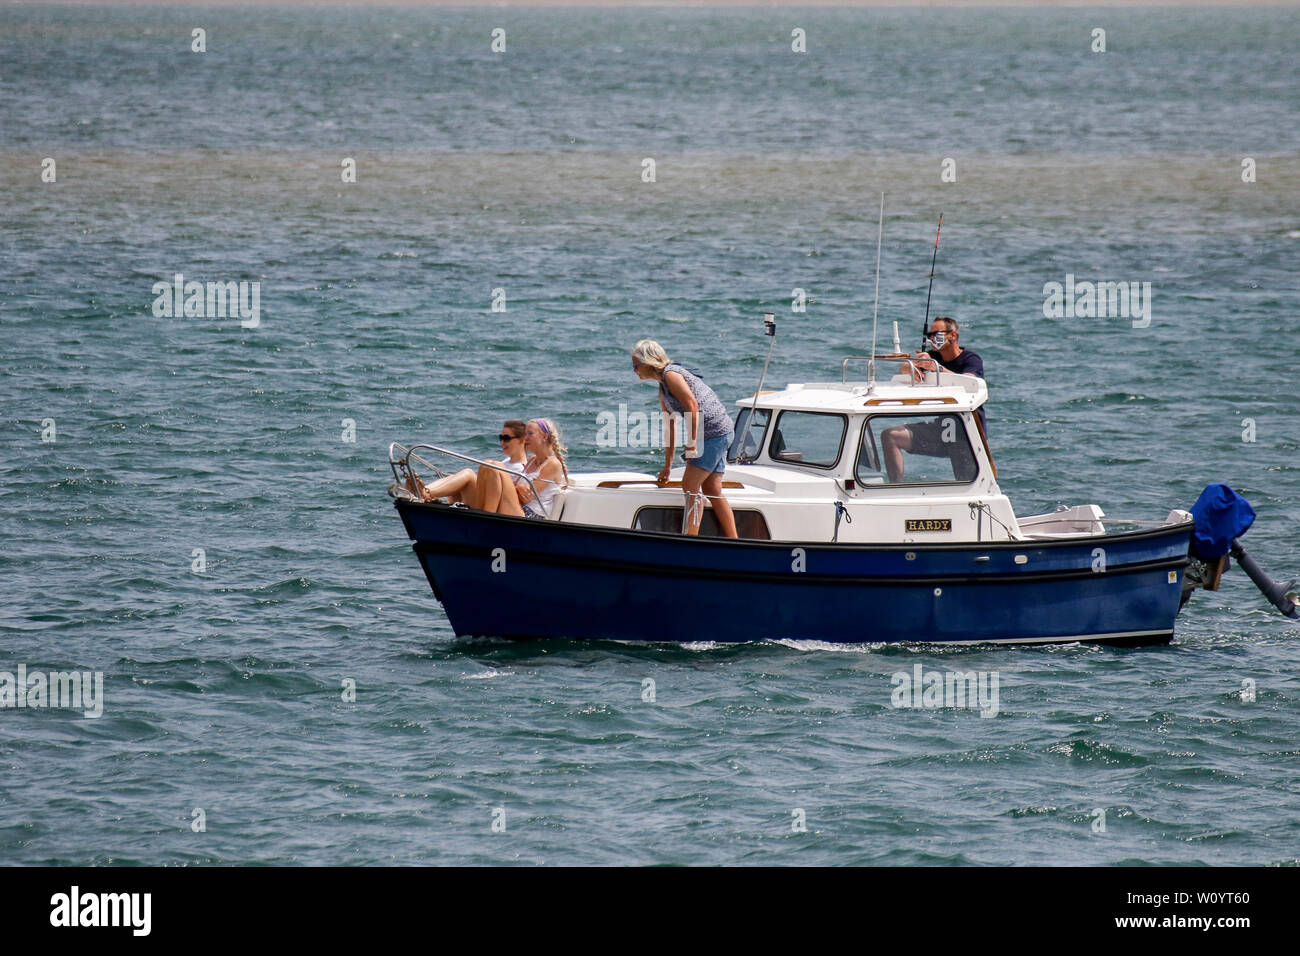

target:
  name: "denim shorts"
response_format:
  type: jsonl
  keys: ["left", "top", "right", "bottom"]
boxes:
{"left": 684, "top": 431, "right": 732, "bottom": 475}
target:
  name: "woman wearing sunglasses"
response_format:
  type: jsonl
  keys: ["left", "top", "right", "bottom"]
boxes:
{"left": 417, "top": 418, "right": 567, "bottom": 519}
{"left": 497, "top": 420, "right": 528, "bottom": 475}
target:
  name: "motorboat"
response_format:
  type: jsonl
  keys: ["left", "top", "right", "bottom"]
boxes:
{"left": 386, "top": 351, "right": 1296, "bottom": 646}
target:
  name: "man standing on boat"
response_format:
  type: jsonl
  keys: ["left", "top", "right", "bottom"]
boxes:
{"left": 911, "top": 317, "right": 984, "bottom": 417}
{"left": 884, "top": 317, "right": 987, "bottom": 482}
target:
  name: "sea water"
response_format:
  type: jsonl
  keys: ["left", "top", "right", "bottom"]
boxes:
{"left": 1, "top": 4, "right": 1298, "bottom": 865}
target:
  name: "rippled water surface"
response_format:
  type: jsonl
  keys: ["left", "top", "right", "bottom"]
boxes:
{"left": 1, "top": 4, "right": 1298, "bottom": 865}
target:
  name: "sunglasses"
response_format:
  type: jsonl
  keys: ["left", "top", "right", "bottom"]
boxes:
{"left": 499, "top": 434, "right": 521, "bottom": 442}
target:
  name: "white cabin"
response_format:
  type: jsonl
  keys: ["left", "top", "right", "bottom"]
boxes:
{"left": 553, "top": 368, "right": 1104, "bottom": 543}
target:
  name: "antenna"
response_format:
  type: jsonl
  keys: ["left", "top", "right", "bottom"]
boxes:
{"left": 867, "top": 192, "right": 885, "bottom": 386}
{"left": 922, "top": 211, "right": 943, "bottom": 349}
{"left": 737, "top": 313, "right": 776, "bottom": 463}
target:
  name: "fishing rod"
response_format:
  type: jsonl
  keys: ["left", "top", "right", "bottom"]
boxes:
{"left": 921, "top": 211, "right": 942, "bottom": 350}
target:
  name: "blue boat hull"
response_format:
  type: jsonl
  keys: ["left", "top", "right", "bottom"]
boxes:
{"left": 395, "top": 502, "right": 1191, "bottom": 646}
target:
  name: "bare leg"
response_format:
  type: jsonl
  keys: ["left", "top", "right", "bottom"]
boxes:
{"left": 473, "top": 466, "right": 502, "bottom": 512}
{"left": 881, "top": 427, "right": 912, "bottom": 483}
{"left": 422, "top": 468, "right": 477, "bottom": 503}
{"left": 492, "top": 474, "right": 527, "bottom": 517}
{"left": 702, "top": 472, "right": 738, "bottom": 538}
{"left": 459, "top": 465, "right": 528, "bottom": 516}
{"left": 422, "top": 466, "right": 505, "bottom": 511}
{"left": 681, "top": 465, "right": 710, "bottom": 535}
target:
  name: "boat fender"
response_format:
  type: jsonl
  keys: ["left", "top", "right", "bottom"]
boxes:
{"left": 682, "top": 491, "right": 706, "bottom": 533}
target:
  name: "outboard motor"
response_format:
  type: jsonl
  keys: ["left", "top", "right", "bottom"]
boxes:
{"left": 1185, "top": 483, "right": 1299, "bottom": 619}
{"left": 1229, "top": 543, "right": 1300, "bottom": 619}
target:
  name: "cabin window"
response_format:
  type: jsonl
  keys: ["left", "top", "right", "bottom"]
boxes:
{"left": 767, "top": 411, "right": 846, "bottom": 469}
{"left": 858, "top": 413, "right": 978, "bottom": 485}
{"left": 632, "top": 507, "right": 772, "bottom": 540}
{"left": 728, "top": 407, "right": 770, "bottom": 463}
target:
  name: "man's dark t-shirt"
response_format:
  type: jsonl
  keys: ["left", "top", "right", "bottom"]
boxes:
{"left": 927, "top": 348, "right": 987, "bottom": 432}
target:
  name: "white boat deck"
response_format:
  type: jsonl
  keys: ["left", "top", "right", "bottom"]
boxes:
{"left": 393, "top": 372, "right": 1192, "bottom": 545}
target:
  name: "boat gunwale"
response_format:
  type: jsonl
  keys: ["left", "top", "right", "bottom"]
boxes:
{"left": 393, "top": 498, "right": 1193, "bottom": 553}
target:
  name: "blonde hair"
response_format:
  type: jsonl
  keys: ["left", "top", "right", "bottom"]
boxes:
{"left": 630, "top": 339, "right": 671, "bottom": 375}
{"left": 530, "top": 418, "right": 568, "bottom": 481}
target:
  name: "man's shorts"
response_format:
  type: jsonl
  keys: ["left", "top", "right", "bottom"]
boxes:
{"left": 907, "top": 419, "right": 951, "bottom": 458}
{"left": 907, "top": 417, "right": 978, "bottom": 481}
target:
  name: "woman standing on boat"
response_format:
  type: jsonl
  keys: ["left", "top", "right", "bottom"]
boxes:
{"left": 631, "top": 340, "right": 738, "bottom": 538}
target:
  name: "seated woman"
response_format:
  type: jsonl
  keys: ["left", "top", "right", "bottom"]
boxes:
{"left": 496, "top": 420, "right": 528, "bottom": 475}
{"left": 419, "top": 418, "right": 568, "bottom": 518}
{"left": 407, "top": 419, "right": 524, "bottom": 503}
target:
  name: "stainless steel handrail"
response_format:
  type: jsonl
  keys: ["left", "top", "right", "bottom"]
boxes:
{"left": 388, "top": 442, "right": 446, "bottom": 487}
{"left": 843, "top": 355, "right": 944, "bottom": 384}
{"left": 902, "top": 358, "right": 960, "bottom": 387}
{"left": 841, "top": 356, "right": 872, "bottom": 382}
{"left": 389, "top": 441, "right": 556, "bottom": 518}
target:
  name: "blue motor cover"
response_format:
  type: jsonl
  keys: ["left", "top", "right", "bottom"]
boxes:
{"left": 1189, "top": 483, "right": 1256, "bottom": 559}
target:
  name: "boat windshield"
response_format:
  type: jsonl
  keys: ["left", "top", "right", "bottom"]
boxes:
{"left": 728, "top": 407, "right": 770, "bottom": 463}
{"left": 768, "top": 411, "right": 847, "bottom": 469}
{"left": 858, "top": 413, "right": 978, "bottom": 485}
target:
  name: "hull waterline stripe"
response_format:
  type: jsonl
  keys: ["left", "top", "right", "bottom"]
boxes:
{"left": 412, "top": 540, "right": 1188, "bottom": 587}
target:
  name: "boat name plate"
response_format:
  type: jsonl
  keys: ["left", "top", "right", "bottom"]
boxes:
{"left": 905, "top": 518, "right": 953, "bottom": 532}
